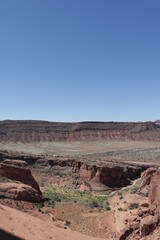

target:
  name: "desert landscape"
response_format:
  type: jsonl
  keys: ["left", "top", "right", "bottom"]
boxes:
{"left": 0, "top": 120, "right": 160, "bottom": 239}
{"left": 1, "top": 0, "right": 159, "bottom": 238}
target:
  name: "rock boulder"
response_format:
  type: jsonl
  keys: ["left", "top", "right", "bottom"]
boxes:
{"left": 0, "top": 182, "right": 42, "bottom": 203}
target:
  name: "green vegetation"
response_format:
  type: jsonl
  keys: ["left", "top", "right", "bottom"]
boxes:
{"left": 40, "top": 182, "right": 44, "bottom": 187}
{"left": 91, "top": 199, "right": 99, "bottom": 208}
{"left": 130, "top": 180, "right": 140, "bottom": 194}
{"left": 105, "top": 201, "right": 111, "bottom": 211}
{"left": 118, "top": 207, "right": 123, "bottom": 211}
{"left": 129, "top": 203, "right": 139, "bottom": 210}
{"left": 84, "top": 181, "right": 92, "bottom": 190}
{"left": 42, "top": 184, "right": 110, "bottom": 211}
{"left": 117, "top": 191, "right": 123, "bottom": 200}
{"left": 65, "top": 220, "right": 71, "bottom": 226}
{"left": 39, "top": 202, "right": 44, "bottom": 208}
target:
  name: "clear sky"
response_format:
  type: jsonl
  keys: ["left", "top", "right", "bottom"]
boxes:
{"left": 0, "top": 0, "right": 160, "bottom": 122}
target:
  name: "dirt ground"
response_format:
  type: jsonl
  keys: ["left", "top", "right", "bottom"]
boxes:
{"left": 0, "top": 141, "right": 160, "bottom": 164}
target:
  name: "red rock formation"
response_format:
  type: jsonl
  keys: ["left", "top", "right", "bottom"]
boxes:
{"left": 0, "top": 159, "right": 41, "bottom": 194}
{"left": 136, "top": 167, "right": 160, "bottom": 237}
{"left": 75, "top": 162, "right": 145, "bottom": 190}
{"left": 0, "top": 182, "right": 42, "bottom": 203}
{"left": 140, "top": 215, "right": 157, "bottom": 237}
{"left": 119, "top": 226, "right": 133, "bottom": 240}
{"left": 0, "top": 120, "right": 160, "bottom": 142}
{"left": 138, "top": 167, "right": 160, "bottom": 214}
{"left": 148, "top": 168, "right": 160, "bottom": 214}
{"left": 138, "top": 167, "right": 157, "bottom": 195}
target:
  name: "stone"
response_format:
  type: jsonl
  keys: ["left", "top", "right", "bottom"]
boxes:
{"left": 0, "top": 182, "right": 42, "bottom": 203}
{"left": 0, "top": 159, "right": 41, "bottom": 194}
{"left": 140, "top": 215, "right": 157, "bottom": 237}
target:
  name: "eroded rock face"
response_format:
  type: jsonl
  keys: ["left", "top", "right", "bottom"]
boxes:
{"left": 148, "top": 168, "right": 160, "bottom": 213}
{"left": 140, "top": 215, "right": 158, "bottom": 237}
{"left": 138, "top": 167, "right": 157, "bottom": 195}
{"left": 76, "top": 162, "right": 145, "bottom": 189}
{"left": 138, "top": 167, "right": 160, "bottom": 214}
{"left": 132, "top": 167, "right": 160, "bottom": 237}
{"left": 0, "top": 182, "right": 42, "bottom": 203}
{"left": 119, "top": 226, "right": 133, "bottom": 240}
{"left": 0, "top": 159, "right": 41, "bottom": 194}
{"left": 1, "top": 120, "right": 160, "bottom": 142}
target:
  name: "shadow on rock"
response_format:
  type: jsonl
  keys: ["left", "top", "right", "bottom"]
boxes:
{"left": 0, "top": 228, "right": 23, "bottom": 240}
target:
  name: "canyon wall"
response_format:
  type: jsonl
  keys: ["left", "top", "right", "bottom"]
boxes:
{"left": 0, "top": 120, "right": 160, "bottom": 142}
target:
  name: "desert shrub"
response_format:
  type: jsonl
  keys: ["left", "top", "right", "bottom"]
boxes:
{"left": 91, "top": 199, "right": 99, "bottom": 208}
{"left": 118, "top": 191, "right": 122, "bottom": 196}
{"left": 65, "top": 220, "right": 71, "bottom": 226}
{"left": 117, "top": 191, "right": 124, "bottom": 200}
{"left": 118, "top": 207, "right": 123, "bottom": 211}
{"left": 129, "top": 203, "right": 139, "bottom": 210}
{"left": 105, "top": 201, "right": 111, "bottom": 211}
{"left": 40, "top": 182, "right": 44, "bottom": 187}
{"left": 39, "top": 202, "right": 44, "bottom": 208}
{"left": 130, "top": 186, "right": 139, "bottom": 194}
{"left": 43, "top": 190, "right": 68, "bottom": 203}
{"left": 106, "top": 205, "right": 111, "bottom": 211}
{"left": 84, "top": 181, "right": 92, "bottom": 190}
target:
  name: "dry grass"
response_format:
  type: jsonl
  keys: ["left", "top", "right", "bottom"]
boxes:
{"left": 0, "top": 140, "right": 160, "bottom": 156}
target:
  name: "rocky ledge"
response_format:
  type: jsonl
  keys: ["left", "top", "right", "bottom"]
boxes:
{"left": 0, "top": 159, "right": 42, "bottom": 202}
{"left": 0, "top": 182, "right": 42, "bottom": 203}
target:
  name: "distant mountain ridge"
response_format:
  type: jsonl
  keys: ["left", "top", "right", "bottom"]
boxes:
{"left": 0, "top": 120, "right": 160, "bottom": 142}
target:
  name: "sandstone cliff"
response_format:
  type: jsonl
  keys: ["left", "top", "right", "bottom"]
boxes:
{"left": 0, "top": 159, "right": 42, "bottom": 202}
{"left": 0, "top": 159, "right": 41, "bottom": 193}
{"left": 0, "top": 120, "right": 160, "bottom": 142}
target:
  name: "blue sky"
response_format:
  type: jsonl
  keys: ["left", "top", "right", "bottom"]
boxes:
{"left": 0, "top": 0, "right": 160, "bottom": 122}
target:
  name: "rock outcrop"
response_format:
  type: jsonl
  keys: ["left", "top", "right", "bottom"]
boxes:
{"left": 75, "top": 162, "right": 146, "bottom": 190}
{"left": 0, "top": 182, "right": 42, "bottom": 203}
{"left": 140, "top": 215, "right": 158, "bottom": 237}
{"left": 112, "top": 168, "right": 160, "bottom": 239}
{"left": 148, "top": 168, "right": 160, "bottom": 214}
{"left": 138, "top": 167, "right": 160, "bottom": 214}
{"left": 0, "top": 159, "right": 41, "bottom": 194}
{"left": 138, "top": 167, "right": 157, "bottom": 195}
{"left": 135, "top": 167, "right": 160, "bottom": 237}
{"left": 0, "top": 159, "right": 42, "bottom": 202}
{"left": 0, "top": 151, "right": 148, "bottom": 191}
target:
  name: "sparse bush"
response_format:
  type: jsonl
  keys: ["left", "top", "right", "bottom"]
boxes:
{"left": 39, "top": 202, "right": 44, "bottom": 208}
{"left": 84, "top": 181, "right": 91, "bottom": 189}
{"left": 40, "top": 182, "right": 44, "bottom": 187}
{"left": 105, "top": 201, "right": 111, "bottom": 211}
{"left": 65, "top": 220, "right": 71, "bottom": 226}
{"left": 118, "top": 191, "right": 122, "bottom": 196}
{"left": 118, "top": 207, "right": 123, "bottom": 211}
{"left": 129, "top": 203, "right": 139, "bottom": 210}
{"left": 106, "top": 205, "right": 111, "bottom": 211}
{"left": 130, "top": 186, "right": 139, "bottom": 194}
{"left": 38, "top": 208, "right": 42, "bottom": 212}
{"left": 91, "top": 199, "right": 99, "bottom": 208}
